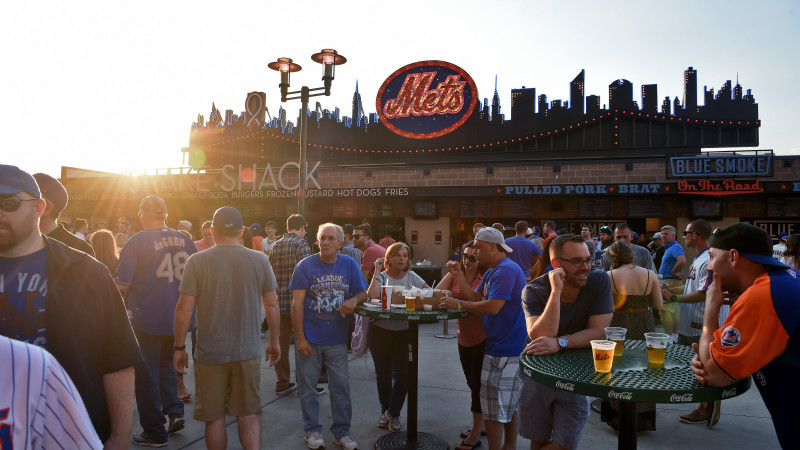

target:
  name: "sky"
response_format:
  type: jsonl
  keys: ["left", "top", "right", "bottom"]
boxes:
{"left": 3, "top": 1, "right": 799, "bottom": 178}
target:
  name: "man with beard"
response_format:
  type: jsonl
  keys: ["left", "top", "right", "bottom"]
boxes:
{"left": 290, "top": 223, "right": 367, "bottom": 450}
{"left": 0, "top": 165, "right": 140, "bottom": 448}
{"left": 599, "top": 223, "right": 656, "bottom": 272}
{"left": 519, "top": 234, "right": 614, "bottom": 450}
{"left": 691, "top": 223, "right": 798, "bottom": 449}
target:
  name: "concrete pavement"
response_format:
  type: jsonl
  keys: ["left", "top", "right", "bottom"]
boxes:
{"left": 130, "top": 321, "right": 780, "bottom": 449}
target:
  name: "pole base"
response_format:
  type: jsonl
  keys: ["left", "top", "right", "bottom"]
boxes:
{"left": 434, "top": 334, "right": 457, "bottom": 339}
{"left": 375, "top": 431, "right": 449, "bottom": 450}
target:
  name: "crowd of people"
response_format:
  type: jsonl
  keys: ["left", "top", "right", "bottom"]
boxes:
{"left": 0, "top": 163, "right": 797, "bottom": 450}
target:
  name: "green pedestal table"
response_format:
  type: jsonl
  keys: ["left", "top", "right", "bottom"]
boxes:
{"left": 355, "top": 304, "right": 469, "bottom": 450}
{"left": 519, "top": 340, "right": 751, "bottom": 450}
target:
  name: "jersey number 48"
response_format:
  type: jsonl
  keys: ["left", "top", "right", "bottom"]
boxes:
{"left": 156, "top": 251, "right": 190, "bottom": 283}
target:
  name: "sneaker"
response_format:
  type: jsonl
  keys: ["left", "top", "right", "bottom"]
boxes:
{"left": 707, "top": 401, "right": 721, "bottom": 429}
{"left": 305, "top": 430, "right": 325, "bottom": 449}
{"left": 334, "top": 435, "right": 359, "bottom": 450}
{"left": 316, "top": 386, "right": 328, "bottom": 395}
{"left": 388, "top": 415, "right": 401, "bottom": 432}
{"left": 276, "top": 383, "right": 298, "bottom": 394}
{"left": 131, "top": 432, "right": 167, "bottom": 447}
{"left": 377, "top": 410, "right": 390, "bottom": 428}
{"left": 679, "top": 408, "right": 708, "bottom": 424}
{"left": 167, "top": 415, "right": 184, "bottom": 434}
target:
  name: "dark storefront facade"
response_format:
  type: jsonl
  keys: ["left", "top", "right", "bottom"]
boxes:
{"left": 59, "top": 64, "right": 799, "bottom": 264}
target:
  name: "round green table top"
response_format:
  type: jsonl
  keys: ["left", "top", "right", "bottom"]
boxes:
{"left": 519, "top": 340, "right": 751, "bottom": 403}
{"left": 355, "top": 303, "right": 469, "bottom": 323}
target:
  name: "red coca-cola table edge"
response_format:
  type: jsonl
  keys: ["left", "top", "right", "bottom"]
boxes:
{"left": 519, "top": 340, "right": 751, "bottom": 450}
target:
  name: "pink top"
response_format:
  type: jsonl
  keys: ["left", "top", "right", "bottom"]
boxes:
{"left": 360, "top": 241, "right": 387, "bottom": 280}
{"left": 454, "top": 273, "right": 486, "bottom": 347}
{"left": 194, "top": 239, "right": 213, "bottom": 252}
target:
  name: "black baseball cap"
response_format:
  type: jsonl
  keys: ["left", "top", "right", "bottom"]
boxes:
{"left": 213, "top": 206, "right": 243, "bottom": 231}
{"left": 710, "top": 223, "right": 791, "bottom": 270}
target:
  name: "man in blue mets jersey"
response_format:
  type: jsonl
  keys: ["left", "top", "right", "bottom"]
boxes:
{"left": 116, "top": 195, "right": 197, "bottom": 447}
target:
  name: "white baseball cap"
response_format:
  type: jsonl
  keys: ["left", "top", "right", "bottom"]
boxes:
{"left": 475, "top": 227, "right": 513, "bottom": 252}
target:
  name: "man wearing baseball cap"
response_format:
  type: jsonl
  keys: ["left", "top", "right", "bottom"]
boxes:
{"left": 692, "top": 222, "right": 798, "bottom": 449}
{"left": 32, "top": 172, "right": 95, "bottom": 257}
{"left": 772, "top": 232, "right": 788, "bottom": 260}
{"left": 0, "top": 164, "right": 141, "bottom": 447}
{"left": 439, "top": 226, "right": 527, "bottom": 450}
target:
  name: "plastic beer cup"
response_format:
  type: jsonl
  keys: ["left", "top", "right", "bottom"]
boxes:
{"left": 604, "top": 327, "right": 627, "bottom": 356}
{"left": 590, "top": 340, "right": 616, "bottom": 373}
{"left": 405, "top": 296, "right": 416, "bottom": 312}
{"left": 645, "top": 332, "right": 669, "bottom": 365}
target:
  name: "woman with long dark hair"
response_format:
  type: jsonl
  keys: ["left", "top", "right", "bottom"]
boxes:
{"left": 90, "top": 229, "right": 119, "bottom": 275}
{"left": 783, "top": 234, "right": 800, "bottom": 270}
{"left": 437, "top": 241, "right": 487, "bottom": 449}
{"left": 601, "top": 241, "right": 663, "bottom": 432}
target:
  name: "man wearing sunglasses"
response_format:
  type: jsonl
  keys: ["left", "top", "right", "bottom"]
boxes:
{"left": 691, "top": 223, "right": 798, "bottom": 449}
{"left": 519, "top": 234, "right": 614, "bottom": 450}
{"left": 0, "top": 164, "right": 141, "bottom": 448}
{"left": 353, "top": 223, "right": 386, "bottom": 281}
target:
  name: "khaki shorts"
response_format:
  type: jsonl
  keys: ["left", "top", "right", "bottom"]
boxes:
{"left": 194, "top": 358, "right": 261, "bottom": 422}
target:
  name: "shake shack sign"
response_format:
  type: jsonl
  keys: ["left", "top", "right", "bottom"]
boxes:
{"left": 376, "top": 60, "right": 477, "bottom": 139}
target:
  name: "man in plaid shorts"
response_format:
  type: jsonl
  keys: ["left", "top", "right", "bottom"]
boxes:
{"left": 441, "top": 227, "right": 527, "bottom": 450}
{"left": 520, "top": 234, "right": 613, "bottom": 449}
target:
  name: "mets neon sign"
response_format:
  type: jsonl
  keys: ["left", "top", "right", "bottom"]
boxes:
{"left": 376, "top": 60, "right": 477, "bottom": 139}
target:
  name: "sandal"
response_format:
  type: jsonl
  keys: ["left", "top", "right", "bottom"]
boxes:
{"left": 178, "top": 388, "right": 192, "bottom": 402}
{"left": 459, "top": 429, "right": 487, "bottom": 439}
{"left": 456, "top": 440, "right": 482, "bottom": 450}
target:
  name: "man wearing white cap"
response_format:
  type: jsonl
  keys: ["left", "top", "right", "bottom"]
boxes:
{"left": 440, "top": 226, "right": 527, "bottom": 450}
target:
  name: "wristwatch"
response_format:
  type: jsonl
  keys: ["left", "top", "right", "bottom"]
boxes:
{"left": 557, "top": 336, "right": 568, "bottom": 350}
{"left": 174, "top": 345, "right": 186, "bottom": 351}
{"left": 671, "top": 294, "right": 678, "bottom": 303}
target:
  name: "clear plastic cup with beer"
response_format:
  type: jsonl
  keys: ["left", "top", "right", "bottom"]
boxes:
{"left": 590, "top": 340, "right": 616, "bottom": 373}
{"left": 644, "top": 332, "right": 669, "bottom": 365}
{"left": 604, "top": 327, "right": 627, "bottom": 357}
{"left": 405, "top": 295, "right": 416, "bottom": 312}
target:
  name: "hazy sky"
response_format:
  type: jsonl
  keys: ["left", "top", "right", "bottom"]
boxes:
{"left": 3, "top": 1, "right": 799, "bottom": 178}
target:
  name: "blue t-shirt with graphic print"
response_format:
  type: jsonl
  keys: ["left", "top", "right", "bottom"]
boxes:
{"left": 0, "top": 247, "right": 48, "bottom": 348}
{"left": 289, "top": 253, "right": 368, "bottom": 345}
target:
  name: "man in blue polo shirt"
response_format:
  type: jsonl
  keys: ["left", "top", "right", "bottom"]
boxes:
{"left": 505, "top": 220, "right": 542, "bottom": 280}
{"left": 659, "top": 225, "right": 685, "bottom": 344}
{"left": 441, "top": 226, "right": 527, "bottom": 450}
{"left": 116, "top": 195, "right": 198, "bottom": 446}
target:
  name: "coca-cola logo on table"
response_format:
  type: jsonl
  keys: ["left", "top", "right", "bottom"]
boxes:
{"left": 669, "top": 393, "right": 694, "bottom": 402}
{"left": 376, "top": 60, "right": 478, "bottom": 139}
{"left": 555, "top": 381, "right": 575, "bottom": 392}
{"left": 607, "top": 390, "right": 633, "bottom": 400}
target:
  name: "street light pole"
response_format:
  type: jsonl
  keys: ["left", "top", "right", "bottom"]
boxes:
{"left": 268, "top": 50, "right": 346, "bottom": 215}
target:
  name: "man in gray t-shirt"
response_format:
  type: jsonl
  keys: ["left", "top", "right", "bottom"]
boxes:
{"left": 174, "top": 206, "right": 280, "bottom": 449}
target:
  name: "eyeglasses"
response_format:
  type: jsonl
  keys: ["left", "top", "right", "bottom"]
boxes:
{"left": 556, "top": 257, "right": 594, "bottom": 268}
{"left": 0, "top": 197, "right": 39, "bottom": 212}
{"left": 462, "top": 254, "right": 478, "bottom": 263}
{"left": 352, "top": 233, "right": 365, "bottom": 239}
{"left": 600, "top": 226, "right": 613, "bottom": 233}
{"left": 682, "top": 231, "right": 696, "bottom": 236}
{"left": 713, "top": 228, "right": 723, "bottom": 236}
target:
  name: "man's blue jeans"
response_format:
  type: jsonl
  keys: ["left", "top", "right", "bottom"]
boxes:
{"left": 134, "top": 330, "right": 183, "bottom": 442}
{"left": 295, "top": 343, "right": 351, "bottom": 440}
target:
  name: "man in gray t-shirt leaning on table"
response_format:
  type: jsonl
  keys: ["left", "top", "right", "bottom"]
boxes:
{"left": 174, "top": 206, "right": 281, "bottom": 450}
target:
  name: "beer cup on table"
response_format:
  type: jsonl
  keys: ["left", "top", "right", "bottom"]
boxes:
{"left": 604, "top": 327, "right": 627, "bottom": 357}
{"left": 590, "top": 340, "right": 616, "bottom": 373}
{"left": 644, "top": 332, "right": 669, "bottom": 365}
{"left": 405, "top": 295, "right": 416, "bottom": 312}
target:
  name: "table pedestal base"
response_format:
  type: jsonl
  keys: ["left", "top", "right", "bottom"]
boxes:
{"left": 618, "top": 401, "right": 637, "bottom": 450}
{"left": 375, "top": 432, "right": 449, "bottom": 450}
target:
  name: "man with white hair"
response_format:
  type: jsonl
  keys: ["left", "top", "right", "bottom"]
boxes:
{"left": 290, "top": 223, "right": 368, "bottom": 450}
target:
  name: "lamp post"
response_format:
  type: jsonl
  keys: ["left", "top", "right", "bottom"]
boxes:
{"left": 268, "top": 49, "right": 347, "bottom": 215}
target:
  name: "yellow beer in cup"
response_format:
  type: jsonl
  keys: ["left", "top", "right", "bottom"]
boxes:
{"left": 405, "top": 296, "right": 416, "bottom": 312}
{"left": 590, "top": 340, "right": 616, "bottom": 373}
{"left": 644, "top": 332, "right": 669, "bottom": 365}
{"left": 604, "top": 327, "right": 627, "bottom": 357}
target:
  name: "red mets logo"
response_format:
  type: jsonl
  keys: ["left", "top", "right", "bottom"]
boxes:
{"left": 376, "top": 61, "right": 477, "bottom": 139}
